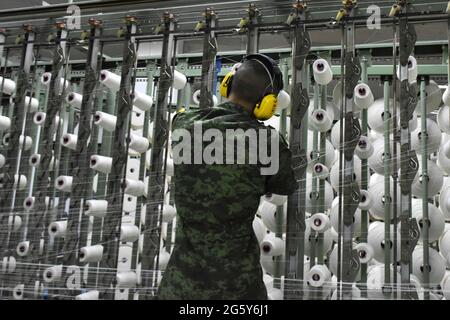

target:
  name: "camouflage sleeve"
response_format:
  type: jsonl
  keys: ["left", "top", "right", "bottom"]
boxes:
{"left": 171, "top": 108, "right": 186, "bottom": 130}
{"left": 264, "top": 132, "right": 298, "bottom": 196}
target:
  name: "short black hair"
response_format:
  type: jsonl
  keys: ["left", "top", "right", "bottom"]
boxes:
{"left": 230, "top": 59, "right": 274, "bottom": 106}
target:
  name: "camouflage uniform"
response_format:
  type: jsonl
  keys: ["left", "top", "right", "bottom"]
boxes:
{"left": 157, "top": 102, "right": 297, "bottom": 300}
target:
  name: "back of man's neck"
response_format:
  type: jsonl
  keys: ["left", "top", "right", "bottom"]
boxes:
{"left": 228, "top": 94, "right": 254, "bottom": 114}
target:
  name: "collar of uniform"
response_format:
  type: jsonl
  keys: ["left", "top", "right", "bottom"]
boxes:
{"left": 219, "top": 101, "right": 254, "bottom": 118}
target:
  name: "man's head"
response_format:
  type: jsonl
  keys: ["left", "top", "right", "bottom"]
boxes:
{"left": 227, "top": 54, "right": 283, "bottom": 114}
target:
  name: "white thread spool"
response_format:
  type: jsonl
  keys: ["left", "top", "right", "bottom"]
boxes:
{"left": 158, "top": 250, "right": 171, "bottom": 271}
{"left": 162, "top": 204, "right": 177, "bottom": 223}
{"left": 329, "top": 244, "right": 355, "bottom": 276}
{"left": 2, "top": 134, "right": 33, "bottom": 151}
{"left": 437, "top": 105, "right": 450, "bottom": 134}
{"left": 0, "top": 174, "right": 27, "bottom": 190}
{"left": 8, "top": 215, "right": 22, "bottom": 232}
{"left": 48, "top": 220, "right": 67, "bottom": 238}
{"left": 79, "top": 245, "right": 103, "bottom": 263}
{"left": 359, "top": 190, "right": 373, "bottom": 211}
{"left": 124, "top": 179, "right": 146, "bottom": 197}
{"left": 99, "top": 70, "right": 121, "bottom": 91}
{"left": 252, "top": 216, "right": 267, "bottom": 244}
{"left": 263, "top": 193, "right": 287, "bottom": 206}
{"left": 61, "top": 133, "right": 78, "bottom": 151}
{"left": 116, "top": 271, "right": 137, "bottom": 289}
{"left": 260, "top": 233, "right": 285, "bottom": 256}
{"left": 94, "top": 111, "right": 117, "bottom": 132}
{"left": 367, "top": 265, "right": 402, "bottom": 300}
{"left": 367, "top": 221, "right": 400, "bottom": 263}
{"left": 120, "top": 224, "right": 140, "bottom": 242}
{"left": 441, "top": 272, "right": 450, "bottom": 300}
{"left": 1, "top": 256, "right": 16, "bottom": 274}
{"left": 23, "top": 196, "right": 35, "bottom": 211}
{"left": 415, "top": 80, "right": 442, "bottom": 114}
{"left": 260, "top": 252, "right": 286, "bottom": 275}
{"left": 310, "top": 213, "right": 331, "bottom": 233}
{"left": 306, "top": 178, "right": 334, "bottom": 213}
{"left": 10, "top": 95, "right": 41, "bottom": 113}
{"left": 276, "top": 90, "right": 291, "bottom": 111}
{"left": 330, "top": 156, "right": 361, "bottom": 191}
{"left": 307, "top": 264, "right": 331, "bottom": 287}
{"left": 90, "top": 155, "right": 112, "bottom": 174}
{"left": 396, "top": 55, "right": 418, "bottom": 83}
{"left": 260, "top": 201, "right": 286, "bottom": 233}
{"left": 367, "top": 99, "right": 390, "bottom": 134}
{"left": 368, "top": 178, "right": 401, "bottom": 221}
{"left": 16, "top": 174, "right": 27, "bottom": 190}
{"left": 192, "top": 90, "right": 218, "bottom": 106}
{"left": 133, "top": 91, "right": 153, "bottom": 111}
{"left": 313, "top": 163, "right": 329, "bottom": 180}
{"left": 41, "top": 72, "right": 70, "bottom": 93}
{"left": 43, "top": 265, "right": 62, "bottom": 283}
{"left": 173, "top": 70, "right": 187, "bottom": 90}
{"left": 312, "top": 59, "right": 333, "bottom": 85}
{"left": 411, "top": 199, "right": 445, "bottom": 243}
{"left": 25, "top": 96, "right": 39, "bottom": 113}
{"left": 309, "top": 109, "right": 332, "bottom": 132}
{"left": 332, "top": 82, "right": 358, "bottom": 113}
{"left": 55, "top": 175, "right": 73, "bottom": 192}
{"left": 0, "top": 115, "right": 11, "bottom": 130}
{"left": 304, "top": 219, "right": 334, "bottom": 256}
{"left": 411, "top": 159, "right": 443, "bottom": 198}
{"left": 369, "top": 173, "right": 384, "bottom": 188}
{"left": 29, "top": 153, "right": 41, "bottom": 167}
{"left": 368, "top": 139, "right": 392, "bottom": 175}
{"left": 355, "top": 242, "right": 374, "bottom": 264}
{"left": 131, "top": 106, "right": 145, "bottom": 130}
{"left": 411, "top": 118, "right": 441, "bottom": 155}
{"left": 443, "top": 84, "right": 450, "bottom": 106}
{"left": 368, "top": 130, "right": 383, "bottom": 143}
{"left": 354, "top": 83, "right": 374, "bottom": 111}
{"left": 437, "top": 143, "right": 450, "bottom": 175}
{"left": 76, "top": 291, "right": 99, "bottom": 300}
{"left": 33, "top": 111, "right": 46, "bottom": 126}
{"left": 330, "top": 200, "right": 361, "bottom": 237}
{"left": 440, "top": 229, "right": 450, "bottom": 265}
{"left": 84, "top": 200, "right": 108, "bottom": 218}
{"left": 147, "top": 121, "right": 154, "bottom": 146}
{"left": 330, "top": 118, "right": 362, "bottom": 148}
{"left": 355, "top": 136, "right": 374, "bottom": 160}
{"left": 412, "top": 246, "right": 446, "bottom": 284}
{"left": 13, "top": 284, "right": 25, "bottom": 300}
{"left": 0, "top": 154, "right": 4, "bottom": 168}
{"left": 66, "top": 92, "right": 83, "bottom": 108}
{"left": 192, "top": 89, "right": 201, "bottom": 105}
{"left": 16, "top": 241, "right": 30, "bottom": 257}
{"left": 0, "top": 76, "right": 16, "bottom": 95}
{"left": 129, "top": 132, "right": 149, "bottom": 154}
{"left": 307, "top": 134, "right": 336, "bottom": 170}
{"left": 439, "top": 188, "right": 450, "bottom": 221}
{"left": 308, "top": 100, "right": 338, "bottom": 122}
{"left": 166, "top": 157, "right": 174, "bottom": 177}
{"left": 331, "top": 285, "right": 362, "bottom": 300}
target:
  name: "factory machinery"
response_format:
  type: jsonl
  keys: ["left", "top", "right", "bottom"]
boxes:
{"left": 0, "top": 0, "right": 450, "bottom": 300}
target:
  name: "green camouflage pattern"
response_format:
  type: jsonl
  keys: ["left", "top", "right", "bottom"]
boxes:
{"left": 157, "top": 102, "right": 297, "bottom": 300}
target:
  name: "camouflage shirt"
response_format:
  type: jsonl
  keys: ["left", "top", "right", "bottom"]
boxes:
{"left": 157, "top": 102, "right": 297, "bottom": 300}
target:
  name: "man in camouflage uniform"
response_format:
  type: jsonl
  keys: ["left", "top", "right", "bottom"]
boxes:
{"left": 157, "top": 54, "right": 297, "bottom": 300}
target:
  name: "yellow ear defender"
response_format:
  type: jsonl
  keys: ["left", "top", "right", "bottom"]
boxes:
{"left": 253, "top": 93, "right": 278, "bottom": 121}
{"left": 219, "top": 54, "right": 281, "bottom": 121}
{"left": 220, "top": 71, "right": 234, "bottom": 99}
